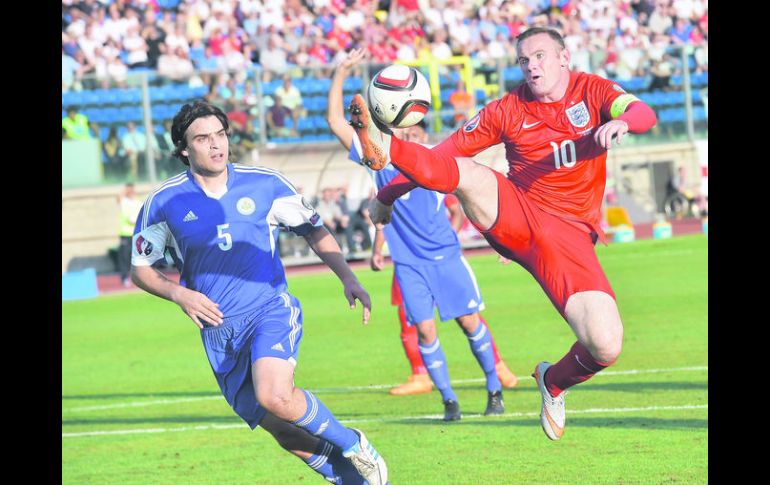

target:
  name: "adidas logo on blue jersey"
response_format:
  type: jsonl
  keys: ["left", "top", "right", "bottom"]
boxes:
{"left": 271, "top": 342, "right": 285, "bottom": 352}
{"left": 467, "top": 299, "right": 479, "bottom": 309}
{"left": 427, "top": 360, "right": 444, "bottom": 369}
{"left": 183, "top": 210, "right": 198, "bottom": 222}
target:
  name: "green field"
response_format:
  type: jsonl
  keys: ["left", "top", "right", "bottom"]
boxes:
{"left": 62, "top": 235, "right": 708, "bottom": 484}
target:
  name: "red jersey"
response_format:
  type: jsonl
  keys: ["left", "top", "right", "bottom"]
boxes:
{"left": 448, "top": 71, "right": 627, "bottom": 239}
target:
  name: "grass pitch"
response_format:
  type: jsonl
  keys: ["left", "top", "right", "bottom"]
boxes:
{"left": 62, "top": 235, "right": 707, "bottom": 484}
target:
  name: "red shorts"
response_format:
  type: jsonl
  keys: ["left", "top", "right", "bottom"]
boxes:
{"left": 476, "top": 171, "right": 615, "bottom": 317}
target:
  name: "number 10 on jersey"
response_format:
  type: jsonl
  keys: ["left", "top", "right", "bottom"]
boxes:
{"left": 551, "top": 140, "right": 577, "bottom": 169}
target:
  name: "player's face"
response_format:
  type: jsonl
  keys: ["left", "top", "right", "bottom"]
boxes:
{"left": 182, "top": 115, "right": 229, "bottom": 175}
{"left": 402, "top": 125, "right": 427, "bottom": 143}
{"left": 516, "top": 33, "right": 570, "bottom": 101}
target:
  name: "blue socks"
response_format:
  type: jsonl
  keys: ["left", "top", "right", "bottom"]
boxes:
{"left": 466, "top": 322, "right": 502, "bottom": 392}
{"left": 293, "top": 390, "right": 358, "bottom": 452}
{"left": 303, "top": 439, "right": 365, "bottom": 484}
{"left": 419, "top": 338, "right": 457, "bottom": 402}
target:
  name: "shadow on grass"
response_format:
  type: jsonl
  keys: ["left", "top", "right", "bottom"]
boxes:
{"left": 398, "top": 416, "right": 708, "bottom": 430}
{"left": 446, "top": 380, "right": 708, "bottom": 393}
{"left": 62, "top": 391, "right": 219, "bottom": 400}
{"left": 63, "top": 415, "right": 242, "bottom": 426}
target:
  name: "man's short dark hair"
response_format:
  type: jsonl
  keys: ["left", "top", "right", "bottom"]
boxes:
{"left": 171, "top": 100, "right": 230, "bottom": 166}
{"left": 516, "top": 27, "right": 566, "bottom": 50}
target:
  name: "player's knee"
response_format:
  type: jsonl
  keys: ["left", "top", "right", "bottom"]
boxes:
{"left": 416, "top": 322, "right": 437, "bottom": 344}
{"left": 588, "top": 335, "right": 622, "bottom": 365}
{"left": 257, "top": 388, "right": 294, "bottom": 416}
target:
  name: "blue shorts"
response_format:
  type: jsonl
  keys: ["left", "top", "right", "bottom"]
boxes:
{"left": 200, "top": 292, "right": 303, "bottom": 429}
{"left": 394, "top": 255, "right": 485, "bottom": 324}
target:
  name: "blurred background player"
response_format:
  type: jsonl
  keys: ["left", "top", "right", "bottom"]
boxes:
{"left": 130, "top": 100, "right": 387, "bottom": 484}
{"left": 116, "top": 182, "right": 143, "bottom": 287}
{"left": 328, "top": 49, "right": 517, "bottom": 421}
{"left": 380, "top": 129, "right": 519, "bottom": 398}
{"left": 350, "top": 28, "right": 657, "bottom": 440}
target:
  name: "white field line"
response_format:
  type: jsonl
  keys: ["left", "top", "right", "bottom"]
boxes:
{"left": 62, "top": 404, "right": 708, "bottom": 438}
{"left": 63, "top": 365, "right": 708, "bottom": 413}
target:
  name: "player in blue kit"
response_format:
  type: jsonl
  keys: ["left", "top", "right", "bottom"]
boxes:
{"left": 327, "top": 49, "right": 512, "bottom": 421}
{"left": 130, "top": 100, "right": 387, "bottom": 485}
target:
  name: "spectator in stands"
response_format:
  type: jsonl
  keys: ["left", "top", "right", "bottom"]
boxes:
{"left": 103, "top": 126, "right": 126, "bottom": 176}
{"left": 142, "top": 23, "right": 166, "bottom": 69}
{"left": 449, "top": 79, "right": 473, "bottom": 128}
{"left": 117, "top": 182, "right": 143, "bottom": 287}
{"left": 124, "top": 23, "right": 150, "bottom": 68}
{"left": 62, "top": 106, "right": 93, "bottom": 140}
{"left": 275, "top": 75, "right": 305, "bottom": 133}
{"left": 348, "top": 194, "right": 374, "bottom": 253}
{"left": 260, "top": 34, "right": 289, "bottom": 79}
{"left": 62, "top": 47, "right": 81, "bottom": 92}
{"left": 155, "top": 119, "right": 176, "bottom": 176}
{"left": 266, "top": 94, "right": 296, "bottom": 138}
{"left": 314, "top": 187, "right": 350, "bottom": 251}
{"left": 106, "top": 55, "right": 129, "bottom": 88}
{"left": 121, "top": 121, "right": 158, "bottom": 180}
{"left": 158, "top": 46, "right": 195, "bottom": 82}
{"left": 649, "top": 53, "right": 674, "bottom": 91}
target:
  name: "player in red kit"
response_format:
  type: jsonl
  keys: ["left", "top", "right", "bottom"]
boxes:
{"left": 348, "top": 27, "right": 657, "bottom": 440}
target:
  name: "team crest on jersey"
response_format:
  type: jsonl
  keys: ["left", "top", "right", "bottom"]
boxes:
{"left": 135, "top": 235, "right": 153, "bottom": 256}
{"left": 566, "top": 101, "right": 590, "bottom": 128}
{"left": 237, "top": 197, "right": 256, "bottom": 215}
{"left": 463, "top": 113, "right": 481, "bottom": 132}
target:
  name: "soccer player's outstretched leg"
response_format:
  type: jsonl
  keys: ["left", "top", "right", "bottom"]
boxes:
{"left": 131, "top": 100, "right": 387, "bottom": 482}
{"left": 355, "top": 29, "right": 657, "bottom": 440}
{"left": 328, "top": 49, "right": 518, "bottom": 421}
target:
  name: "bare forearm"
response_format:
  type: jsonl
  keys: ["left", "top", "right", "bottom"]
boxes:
{"left": 372, "top": 227, "right": 385, "bottom": 255}
{"left": 305, "top": 226, "right": 357, "bottom": 284}
{"left": 131, "top": 265, "right": 184, "bottom": 304}
{"left": 327, "top": 66, "right": 356, "bottom": 151}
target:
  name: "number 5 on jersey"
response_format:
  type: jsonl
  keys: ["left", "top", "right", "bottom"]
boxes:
{"left": 551, "top": 140, "right": 576, "bottom": 169}
{"left": 217, "top": 223, "right": 232, "bottom": 251}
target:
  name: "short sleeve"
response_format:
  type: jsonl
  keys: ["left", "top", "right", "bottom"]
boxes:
{"left": 448, "top": 99, "right": 506, "bottom": 157}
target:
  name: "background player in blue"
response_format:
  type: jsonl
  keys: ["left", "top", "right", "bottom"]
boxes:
{"left": 327, "top": 49, "right": 510, "bottom": 421}
{"left": 130, "top": 100, "right": 387, "bottom": 485}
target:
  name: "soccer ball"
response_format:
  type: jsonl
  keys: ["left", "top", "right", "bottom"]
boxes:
{"left": 367, "top": 64, "right": 432, "bottom": 129}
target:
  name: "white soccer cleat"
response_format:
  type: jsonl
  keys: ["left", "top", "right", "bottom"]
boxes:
{"left": 343, "top": 428, "right": 388, "bottom": 485}
{"left": 532, "top": 361, "right": 566, "bottom": 441}
{"left": 348, "top": 94, "right": 392, "bottom": 170}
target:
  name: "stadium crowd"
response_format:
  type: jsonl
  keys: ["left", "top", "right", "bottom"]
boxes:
{"left": 62, "top": 0, "right": 708, "bottom": 92}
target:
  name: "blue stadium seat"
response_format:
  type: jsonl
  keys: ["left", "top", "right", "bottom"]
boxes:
{"left": 85, "top": 108, "right": 107, "bottom": 123}
{"left": 62, "top": 91, "right": 84, "bottom": 108}
{"left": 692, "top": 72, "right": 708, "bottom": 87}
{"left": 102, "top": 107, "right": 121, "bottom": 123}
{"left": 503, "top": 67, "right": 524, "bottom": 82}
{"left": 692, "top": 106, "right": 707, "bottom": 121}
{"left": 343, "top": 77, "right": 363, "bottom": 92}
{"left": 99, "top": 126, "right": 111, "bottom": 141}
{"left": 115, "top": 89, "right": 142, "bottom": 105}
{"left": 670, "top": 75, "right": 683, "bottom": 87}
{"left": 81, "top": 91, "right": 102, "bottom": 106}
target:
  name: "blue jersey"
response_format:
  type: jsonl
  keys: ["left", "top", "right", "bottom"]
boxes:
{"left": 132, "top": 163, "right": 323, "bottom": 317}
{"left": 350, "top": 140, "right": 461, "bottom": 265}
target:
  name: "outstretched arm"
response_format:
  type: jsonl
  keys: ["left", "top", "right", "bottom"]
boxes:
{"left": 327, "top": 48, "right": 367, "bottom": 151}
{"left": 304, "top": 225, "right": 372, "bottom": 325}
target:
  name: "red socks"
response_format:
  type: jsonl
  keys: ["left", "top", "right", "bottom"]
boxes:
{"left": 389, "top": 137, "right": 460, "bottom": 194}
{"left": 545, "top": 341, "right": 614, "bottom": 397}
{"left": 398, "top": 304, "right": 427, "bottom": 375}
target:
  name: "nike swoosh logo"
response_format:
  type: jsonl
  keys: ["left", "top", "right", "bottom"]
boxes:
{"left": 523, "top": 121, "right": 542, "bottom": 129}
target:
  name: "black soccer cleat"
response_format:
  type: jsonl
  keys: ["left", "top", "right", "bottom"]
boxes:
{"left": 484, "top": 390, "right": 505, "bottom": 416}
{"left": 443, "top": 399, "right": 462, "bottom": 421}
